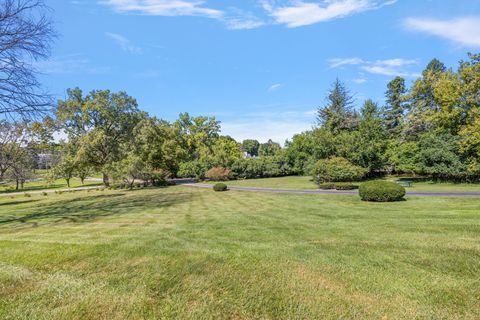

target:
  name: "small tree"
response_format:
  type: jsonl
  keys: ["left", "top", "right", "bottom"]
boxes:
{"left": 51, "top": 156, "right": 76, "bottom": 188}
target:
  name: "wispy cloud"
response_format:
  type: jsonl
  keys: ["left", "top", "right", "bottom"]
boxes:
{"left": 101, "top": 0, "right": 264, "bottom": 30}
{"left": 329, "top": 57, "right": 364, "bottom": 68}
{"left": 35, "top": 54, "right": 110, "bottom": 74}
{"left": 352, "top": 78, "right": 367, "bottom": 84}
{"left": 330, "top": 57, "right": 419, "bottom": 77}
{"left": 100, "top": 0, "right": 223, "bottom": 18}
{"left": 105, "top": 32, "right": 143, "bottom": 54}
{"left": 404, "top": 16, "right": 480, "bottom": 48}
{"left": 262, "top": 0, "right": 398, "bottom": 28}
{"left": 268, "top": 83, "right": 283, "bottom": 92}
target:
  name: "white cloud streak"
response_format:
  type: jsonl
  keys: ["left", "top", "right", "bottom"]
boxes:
{"left": 105, "top": 32, "right": 143, "bottom": 54}
{"left": 101, "top": 0, "right": 223, "bottom": 18}
{"left": 268, "top": 83, "right": 283, "bottom": 92}
{"left": 263, "top": 0, "right": 398, "bottom": 28}
{"left": 330, "top": 57, "right": 419, "bottom": 77}
{"left": 404, "top": 16, "right": 480, "bottom": 48}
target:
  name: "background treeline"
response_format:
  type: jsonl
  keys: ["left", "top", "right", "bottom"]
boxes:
{"left": 1, "top": 53, "right": 479, "bottom": 189}
{"left": 287, "top": 54, "right": 480, "bottom": 182}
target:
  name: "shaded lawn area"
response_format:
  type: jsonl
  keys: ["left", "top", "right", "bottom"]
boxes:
{"left": 0, "top": 186, "right": 479, "bottom": 319}
{"left": 207, "top": 176, "right": 480, "bottom": 192}
{"left": 0, "top": 178, "right": 102, "bottom": 194}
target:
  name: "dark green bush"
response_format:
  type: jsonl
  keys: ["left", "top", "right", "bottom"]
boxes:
{"left": 213, "top": 183, "right": 228, "bottom": 192}
{"left": 318, "top": 183, "right": 335, "bottom": 190}
{"left": 334, "top": 183, "right": 358, "bottom": 190}
{"left": 359, "top": 181, "right": 406, "bottom": 202}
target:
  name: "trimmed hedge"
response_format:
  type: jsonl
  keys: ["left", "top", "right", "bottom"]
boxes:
{"left": 213, "top": 183, "right": 228, "bottom": 192}
{"left": 359, "top": 181, "right": 406, "bottom": 202}
{"left": 318, "top": 183, "right": 335, "bottom": 190}
{"left": 334, "top": 183, "right": 358, "bottom": 190}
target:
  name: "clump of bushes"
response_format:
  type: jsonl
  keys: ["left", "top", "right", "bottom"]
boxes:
{"left": 42, "top": 192, "right": 48, "bottom": 196}
{"left": 359, "top": 181, "right": 406, "bottom": 202}
{"left": 205, "top": 167, "right": 232, "bottom": 181}
{"left": 213, "top": 183, "right": 228, "bottom": 192}
{"left": 313, "top": 157, "right": 366, "bottom": 185}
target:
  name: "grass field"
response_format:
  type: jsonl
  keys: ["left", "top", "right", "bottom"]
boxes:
{"left": 0, "top": 178, "right": 102, "bottom": 194}
{"left": 0, "top": 186, "right": 479, "bottom": 319}
{"left": 208, "top": 176, "right": 480, "bottom": 192}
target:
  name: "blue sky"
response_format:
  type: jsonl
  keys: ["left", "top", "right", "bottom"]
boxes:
{"left": 40, "top": 0, "right": 480, "bottom": 143}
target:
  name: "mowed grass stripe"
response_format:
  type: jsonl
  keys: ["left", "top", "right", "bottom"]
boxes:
{"left": 0, "top": 186, "right": 479, "bottom": 319}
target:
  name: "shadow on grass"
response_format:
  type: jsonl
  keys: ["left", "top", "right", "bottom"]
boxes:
{"left": 0, "top": 183, "right": 103, "bottom": 194}
{"left": 0, "top": 199, "right": 41, "bottom": 207}
{"left": 0, "top": 191, "right": 195, "bottom": 227}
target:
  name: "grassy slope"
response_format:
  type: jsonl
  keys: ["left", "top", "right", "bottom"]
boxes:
{"left": 0, "top": 178, "right": 102, "bottom": 194}
{"left": 0, "top": 187, "right": 479, "bottom": 319}
{"left": 208, "top": 176, "right": 480, "bottom": 192}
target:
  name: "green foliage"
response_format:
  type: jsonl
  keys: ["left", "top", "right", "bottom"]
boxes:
{"left": 205, "top": 167, "right": 232, "bottom": 181}
{"left": 259, "top": 139, "right": 281, "bottom": 157}
{"left": 212, "top": 183, "right": 228, "bottom": 192}
{"left": 359, "top": 181, "right": 406, "bottom": 202}
{"left": 177, "top": 161, "right": 208, "bottom": 180}
{"left": 231, "top": 155, "right": 293, "bottom": 179}
{"left": 313, "top": 157, "right": 366, "bottom": 184}
{"left": 242, "top": 139, "right": 260, "bottom": 157}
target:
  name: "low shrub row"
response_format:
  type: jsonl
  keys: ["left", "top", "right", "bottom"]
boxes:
{"left": 318, "top": 182, "right": 358, "bottom": 190}
{"left": 359, "top": 181, "right": 406, "bottom": 202}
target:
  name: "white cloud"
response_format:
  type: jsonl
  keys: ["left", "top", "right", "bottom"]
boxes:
{"left": 329, "top": 57, "right": 364, "bottom": 68}
{"left": 268, "top": 83, "right": 283, "bottom": 92}
{"left": 105, "top": 32, "right": 143, "bottom": 54}
{"left": 101, "top": 0, "right": 223, "bottom": 18}
{"left": 263, "top": 0, "right": 397, "bottom": 28}
{"left": 352, "top": 78, "right": 367, "bottom": 84}
{"left": 220, "top": 109, "right": 314, "bottom": 143}
{"left": 330, "top": 57, "right": 419, "bottom": 77}
{"left": 361, "top": 58, "right": 418, "bottom": 76}
{"left": 404, "top": 16, "right": 480, "bottom": 48}
{"left": 35, "top": 54, "right": 110, "bottom": 74}
{"left": 226, "top": 18, "right": 265, "bottom": 30}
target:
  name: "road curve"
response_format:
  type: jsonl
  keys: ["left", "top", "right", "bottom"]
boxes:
{"left": 184, "top": 183, "right": 480, "bottom": 197}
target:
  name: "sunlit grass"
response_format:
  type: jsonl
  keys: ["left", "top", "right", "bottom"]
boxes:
{"left": 0, "top": 186, "right": 479, "bottom": 319}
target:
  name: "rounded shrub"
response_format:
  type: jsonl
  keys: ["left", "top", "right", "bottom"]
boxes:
{"left": 359, "top": 181, "right": 406, "bottom": 202}
{"left": 213, "top": 183, "right": 228, "bottom": 192}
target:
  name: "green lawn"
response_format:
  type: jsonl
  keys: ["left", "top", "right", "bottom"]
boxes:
{"left": 207, "top": 176, "right": 480, "bottom": 192}
{"left": 0, "top": 178, "right": 102, "bottom": 194}
{"left": 0, "top": 186, "right": 479, "bottom": 319}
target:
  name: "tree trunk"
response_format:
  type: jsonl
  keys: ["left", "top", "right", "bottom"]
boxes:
{"left": 80, "top": 177, "right": 85, "bottom": 185}
{"left": 66, "top": 178, "right": 70, "bottom": 188}
{"left": 16, "top": 179, "right": 19, "bottom": 190}
{"left": 103, "top": 173, "right": 110, "bottom": 187}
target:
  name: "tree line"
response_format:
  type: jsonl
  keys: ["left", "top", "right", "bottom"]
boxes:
{"left": 286, "top": 54, "right": 480, "bottom": 182}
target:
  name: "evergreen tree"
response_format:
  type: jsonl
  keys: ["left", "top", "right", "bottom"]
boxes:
{"left": 383, "top": 76, "right": 407, "bottom": 137}
{"left": 317, "top": 79, "right": 357, "bottom": 134}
